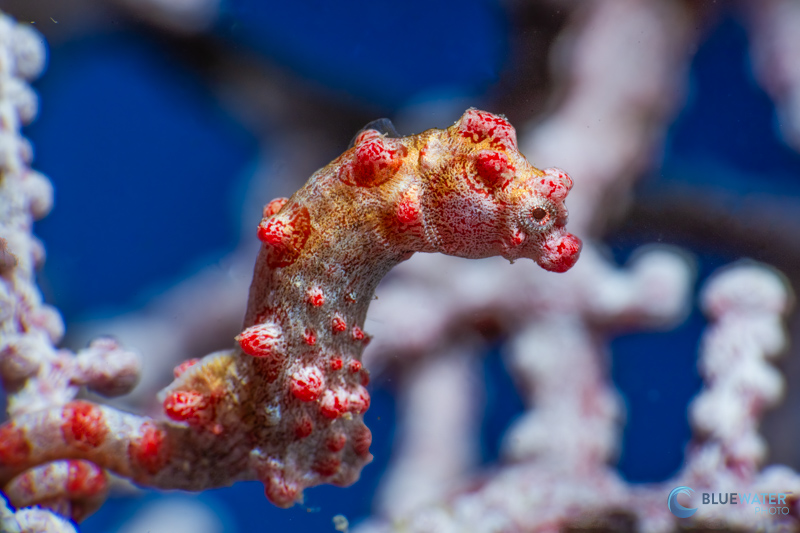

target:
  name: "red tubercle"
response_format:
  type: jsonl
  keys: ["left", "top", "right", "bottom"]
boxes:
{"left": 173, "top": 358, "right": 200, "bottom": 378}
{"left": 257, "top": 204, "right": 312, "bottom": 268}
{"left": 258, "top": 217, "right": 288, "bottom": 247}
{"left": 331, "top": 314, "right": 347, "bottom": 333}
{"left": 326, "top": 433, "right": 347, "bottom": 452}
{"left": 0, "top": 423, "right": 31, "bottom": 465}
{"left": 396, "top": 197, "right": 419, "bottom": 226}
{"left": 66, "top": 460, "right": 107, "bottom": 496}
{"left": 330, "top": 357, "right": 343, "bottom": 371}
{"left": 340, "top": 133, "right": 408, "bottom": 187}
{"left": 543, "top": 167, "right": 573, "bottom": 190}
{"left": 306, "top": 286, "right": 325, "bottom": 307}
{"left": 293, "top": 415, "right": 314, "bottom": 439}
{"left": 537, "top": 167, "right": 573, "bottom": 203}
{"left": 457, "top": 109, "right": 517, "bottom": 150}
{"left": 348, "top": 360, "right": 362, "bottom": 373}
{"left": 62, "top": 401, "right": 108, "bottom": 450}
{"left": 313, "top": 454, "right": 341, "bottom": 477}
{"left": 356, "top": 137, "right": 407, "bottom": 178}
{"left": 237, "top": 322, "right": 284, "bottom": 358}
{"left": 475, "top": 150, "right": 515, "bottom": 189}
{"left": 163, "top": 390, "right": 212, "bottom": 424}
{"left": 262, "top": 197, "right": 289, "bottom": 218}
{"left": 540, "top": 233, "right": 582, "bottom": 273}
{"left": 319, "top": 389, "right": 349, "bottom": 420}
{"left": 303, "top": 328, "right": 317, "bottom": 346}
{"left": 360, "top": 369, "right": 370, "bottom": 387}
{"left": 395, "top": 187, "right": 422, "bottom": 228}
{"left": 349, "top": 385, "right": 371, "bottom": 414}
{"left": 289, "top": 366, "right": 325, "bottom": 402}
{"left": 351, "top": 424, "right": 372, "bottom": 457}
{"left": 354, "top": 129, "right": 381, "bottom": 145}
{"left": 129, "top": 421, "right": 170, "bottom": 476}
{"left": 387, "top": 187, "right": 427, "bottom": 244}
{"left": 351, "top": 326, "right": 366, "bottom": 342}
{"left": 262, "top": 472, "right": 299, "bottom": 509}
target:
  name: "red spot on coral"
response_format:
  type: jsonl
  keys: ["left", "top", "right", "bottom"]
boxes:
{"left": 457, "top": 109, "right": 517, "bottom": 150}
{"left": 294, "top": 416, "right": 314, "bottom": 439}
{"left": 129, "top": 421, "right": 169, "bottom": 476}
{"left": 326, "top": 433, "right": 347, "bottom": 452}
{"left": 352, "top": 424, "right": 372, "bottom": 456}
{"left": 348, "top": 360, "right": 362, "bottom": 373}
{"left": 289, "top": 366, "right": 325, "bottom": 402}
{"left": 66, "top": 460, "right": 107, "bottom": 496}
{"left": 320, "top": 389, "right": 349, "bottom": 419}
{"left": 0, "top": 423, "right": 31, "bottom": 466}
{"left": 303, "top": 328, "right": 317, "bottom": 346}
{"left": 313, "top": 454, "right": 341, "bottom": 477}
{"left": 306, "top": 286, "right": 325, "bottom": 307}
{"left": 262, "top": 197, "right": 288, "bottom": 218}
{"left": 163, "top": 391, "right": 211, "bottom": 424}
{"left": 257, "top": 204, "right": 312, "bottom": 268}
{"left": 0, "top": 423, "right": 30, "bottom": 465}
{"left": 475, "top": 150, "right": 514, "bottom": 189}
{"left": 173, "top": 358, "right": 200, "bottom": 378}
{"left": 331, "top": 314, "right": 347, "bottom": 333}
{"left": 62, "top": 401, "right": 107, "bottom": 449}
{"left": 237, "top": 322, "right": 283, "bottom": 358}
{"left": 360, "top": 370, "right": 371, "bottom": 386}
{"left": 330, "top": 357, "right": 343, "bottom": 371}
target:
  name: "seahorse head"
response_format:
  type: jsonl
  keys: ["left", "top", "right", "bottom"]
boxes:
{"left": 414, "top": 108, "right": 582, "bottom": 272}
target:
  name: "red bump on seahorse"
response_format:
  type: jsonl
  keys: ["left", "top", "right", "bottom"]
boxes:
{"left": 0, "top": 109, "right": 581, "bottom": 515}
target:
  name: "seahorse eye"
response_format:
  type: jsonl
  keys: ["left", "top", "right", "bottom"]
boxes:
{"left": 521, "top": 200, "right": 555, "bottom": 233}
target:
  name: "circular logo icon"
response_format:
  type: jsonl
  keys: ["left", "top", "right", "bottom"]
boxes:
{"left": 668, "top": 486, "right": 698, "bottom": 518}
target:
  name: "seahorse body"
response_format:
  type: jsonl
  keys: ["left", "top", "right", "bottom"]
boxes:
{"left": 176, "top": 108, "right": 579, "bottom": 504}
{"left": 0, "top": 109, "right": 580, "bottom": 513}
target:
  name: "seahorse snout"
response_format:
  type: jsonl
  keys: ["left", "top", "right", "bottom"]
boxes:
{"left": 537, "top": 231, "right": 582, "bottom": 273}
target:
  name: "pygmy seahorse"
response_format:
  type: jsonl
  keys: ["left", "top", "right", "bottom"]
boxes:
{"left": 0, "top": 109, "right": 580, "bottom": 516}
